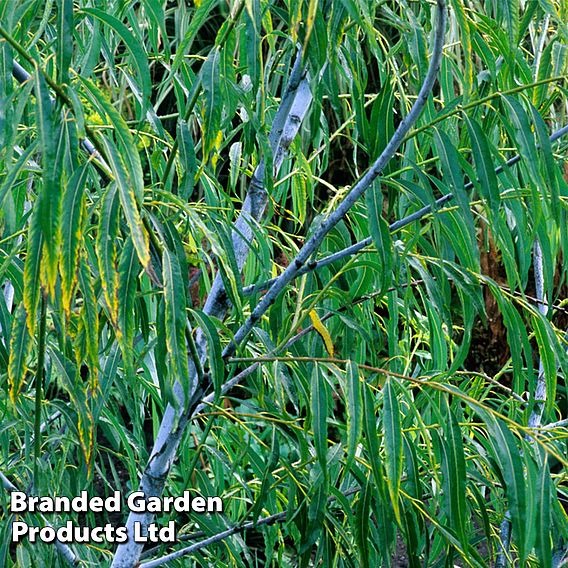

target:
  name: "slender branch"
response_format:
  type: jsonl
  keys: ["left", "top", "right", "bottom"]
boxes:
{"left": 497, "top": 237, "right": 552, "bottom": 566}
{"left": 543, "top": 418, "right": 568, "bottom": 430}
{"left": 223, "top": 0, "right": 447, "bottom": 358}
{"left": 111, "top": 52, "right": 312, "bottom": 568}
{"left": 139, "top": 487, "right": 360, "bottom": 567}
{"left": 496, "top": 515, "right": 513, "bottom": 568}
{"left": 243, "top": 194, "right": 453, "bottom": 296}
{"left": 140, "top": 511, "right": 287, "bottom": 568}
{"left": 243, "top": 121, "right": 568, "bottom": 297}
{"left": 528, "top": 239, "right": 548, "bottom": 429}
{"left": 405, "top": 73, "right": 567, "bottom": 143}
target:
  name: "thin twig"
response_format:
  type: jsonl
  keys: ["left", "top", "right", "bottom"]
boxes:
{"left": 243, "top": 122, "right": 568, "bottom": 297}
{"left": 242, "top": 194, "right": 453, "bottom": 296}
{"left": 140, "top": 511, "right": 288, "bottom": 567}
{"left": 139, "top": 488, "right": 360, "bottom": 567}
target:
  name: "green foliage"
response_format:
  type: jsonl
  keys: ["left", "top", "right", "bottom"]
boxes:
{"left": 0, "top": 0, "right": 567, "bottom": 566}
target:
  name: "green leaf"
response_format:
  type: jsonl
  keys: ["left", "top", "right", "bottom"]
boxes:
{"left": 49, "top": 347, "right": 95, "bottom": 465}
{"left": 35, "top": 67, "right": 63, "bottom": 294}
{"left": 250, "top": 426, "right": 280, "bottom": 523}
{"left": 383, "top": 378, "right": 402, "bottom": 523}
{"left": 23, "top": 204, "right": 44, "bottom": 334}
{"left": 484, "top": 414, "right": 531, "bottom": 564}
{"left": 311, "top": 364, "right": 329, "bottom": 475}
{"left": 78, "top": 256, "right": 99, "bottom": 388}
{"left": 502, "top": 96, "right": 543, "bottom": 203}
{"left": 532, "top": 311, "right": 557, "bottom": 416}
{"left": 365, "top": 182, "right": 392, "bottom": 294}
{"left": 465, "top": 117, "right": 500, "bottom": 211}
{"left": 177, "top": 119, "right": 197, "bottom": 200}
{"left": 162, "top": 247, "right": 191, "bottom": 406}
{"left": 60, "top": 165, "right": 88, "bottom": 315}
{"left": 201, "top": 48, "right": 222, "bottom": 162}
{"left": 56, "top": 0, "right": 73, "bottom": 85}
{"left": 96, "top": 184, "right": 120, "bottom": 326}
{"left": 534, "top": 452, "right": 552, "bottom": 568}
{"left": 501, "top": 0, "right": 520, "bottom": 50}
{"left": 530, "top": 104, "right": 560, "bottom": 219}
{"left": 100, "top": 137, "right": 152, "bottom": 274}
{"left": 441, "top": 406, "right": 468, "bottom": 546}
{"left": 228, "top": 141, "right": 242, "bottom": 193}
{"left": 191, "top": 309, "right": 223, "bottom": 397}
{"left": 118, "top": 237, "right": 140, "bottom": 376}
{"left": 8, "top": 303, "right": 32, "bottom": 403}
{"left": 345, "top": 359, "right": 362, "bottom": 471}
{"left": 355, "top": 478, "right": 371, "bottom": 568}
{"left": 0, "top": 141, "right": 38, "bottom": 207}
{"left": 363, "top": 383, "right": 387, "bottom": 502}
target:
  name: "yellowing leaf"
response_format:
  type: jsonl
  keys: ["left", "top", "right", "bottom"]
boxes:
{"left": 309, "top": 309, "right": 334, "bottom": 357}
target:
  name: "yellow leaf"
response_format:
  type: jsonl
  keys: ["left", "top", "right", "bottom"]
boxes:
{"left": 309, "top": 309, "right": 334, "bottom": 357}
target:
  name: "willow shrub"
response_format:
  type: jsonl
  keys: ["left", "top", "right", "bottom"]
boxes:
{"left": 1, "top": 0, "right": 568, "bottom": 566}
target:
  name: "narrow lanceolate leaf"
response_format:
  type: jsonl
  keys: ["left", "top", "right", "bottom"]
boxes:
{"left": 465, "top": 117, "right": 500, "bottom": 211}
{"left": 501, "top": 0, "right": 519, "bottom": 51}
{"left": 162, "top": 248, "right": 190, "bottom": 406}
{"left": 49, "top": 347, "right": 95, "bottom": 466}
{"left": 362, "top": 383, "right": 387, "bottom": 502}
{"left": 484, "top": 414, "right": 531, "bottom": 564}
{"left": 35, "top": 67, "right": 63, "bottom": 294}
{"left": 532, "top": 312, "right": 557, "bottom": 416}
{"left": 311, "top": 365, "right": 329, "bottom": 476}
{"left": 57, "top": 0, "right": 73, "bottom": 85}
{"left": 502, "top": 96, "right": 542, "bottom": 190}
{"left": 309, "top": 309, "right": 334, "bottom": 356}
{"left": 96, "top": 184, "right": 120, "bottom": 326}
{"left": 23, "top": 205, "right": 44, "bottom": 334}
{"left": 441, "top": 407, "right": 468, "bottom": 546}
{"left": 345, "top": 360, "right": 362, "bottom": 471}
{"left": 8, "top": 303, "right": 32, "bottom": 403}
{"left": 535, "top": 452, "right": 552, "bottom": 568}
{"left": 365, "top": 182, "right": 392, "bottom": 294}
{"left": 434, "top": 129, "right": 478, "bottom": 267}
{"left": 101, "top": 137, "right": 152, "bottom": 274}
{"left": 228, "top": 141, "right": 242, "bottom": 193}
{"left": 449, "top": 0, "right": 473, "bottom": 95}
{"left": 0, "top": 141, "right": 37, "bottom": 206}
{"left": 177, "top": 120, "right": 197, "bottom": 199}
{"left": 201, "top": 48, "right": 222, "bottom": 162}
{"left": 530, "top": 105, "right": 560, "bottom": 218}
{"left": 78, "top": 256, "right": 99, "bottom": 389}
{"left": 191, "top": 310, "right": 223, "bottom": 396}
{"left": 383, "top": 378, "right": 402, "bottom": 523}
{"left": 355, "top": 479, "right": 372, "bottom": 568}
{"left": 60, "top": 165, "right": 88, "bottom": 315}
{"left": 118, "top": 237, "right": 140, "bottom": 376}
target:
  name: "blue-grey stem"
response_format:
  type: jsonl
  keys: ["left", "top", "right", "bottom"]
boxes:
{"left": 111, "top": 51, "right": 312, "bottom": 568}
{"left": 223, "top": 0, "right": 448, "bottom": 359}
